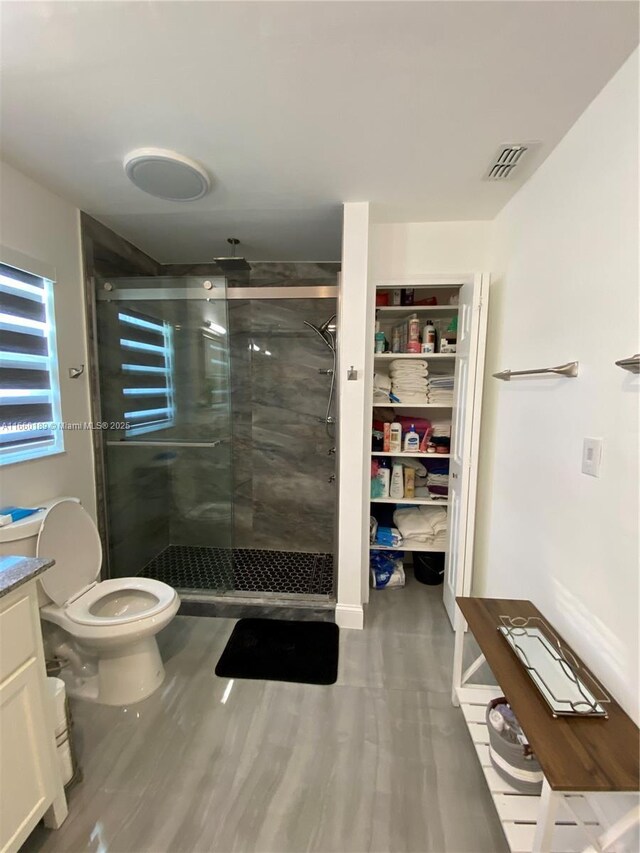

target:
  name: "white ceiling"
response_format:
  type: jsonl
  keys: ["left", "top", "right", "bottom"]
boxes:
{"left": 1, "top": 1, "right": 637, "bottom": 263}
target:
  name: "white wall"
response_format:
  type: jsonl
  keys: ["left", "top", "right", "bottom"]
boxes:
{"left": 475, "top": 50, "right": 639, "bottom": 722}
{"left": 0, "top": 161, "right": 96, "bottom": 517}
{"left": 336, "top": 202, "right": 372, "bottom": 628}
{"left": 369, "top": 220, "right": 491, "bottom": 279}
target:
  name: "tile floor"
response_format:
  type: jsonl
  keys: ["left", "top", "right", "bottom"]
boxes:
{"left": 24, "top": 577, "right": 507, "bottom": 853}
{"left": 140, "top": 546, "right": 334, "bottom": 596}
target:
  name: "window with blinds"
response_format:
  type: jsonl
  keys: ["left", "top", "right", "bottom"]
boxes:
{"left": 119, "top": 310, "right": 175, "bottom": 436}
{"left": 0, "top": 262, "right": 64, "bottom": 465}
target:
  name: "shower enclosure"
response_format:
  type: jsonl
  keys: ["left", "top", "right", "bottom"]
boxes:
{"left": 92, "top": 274, "right": 338, "bottom": 601}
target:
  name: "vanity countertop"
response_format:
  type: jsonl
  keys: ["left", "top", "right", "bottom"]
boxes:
{"left": 0, "top": 555, "right": 55, "bottom": 598}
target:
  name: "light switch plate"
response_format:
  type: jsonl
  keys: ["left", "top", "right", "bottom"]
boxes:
{"left": 582, "top": 438, "right": 603, "bottom": 477}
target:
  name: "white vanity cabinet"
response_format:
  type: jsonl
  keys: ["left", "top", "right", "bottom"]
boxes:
{"left": 0, "top": 577, "right": 67, "bottom": 853}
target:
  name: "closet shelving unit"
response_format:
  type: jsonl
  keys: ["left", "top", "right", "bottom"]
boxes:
{"left": 371, "top": 282, "right": 461, "bottom": 559}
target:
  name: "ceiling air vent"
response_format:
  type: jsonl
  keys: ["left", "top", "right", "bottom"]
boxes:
{"left": 484, "top": 144, "right": 532, "bottom": 181}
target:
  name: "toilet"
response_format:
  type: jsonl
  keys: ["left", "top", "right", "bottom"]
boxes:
{"left": 0, "top": 497, "right": 179, "bottom": 706}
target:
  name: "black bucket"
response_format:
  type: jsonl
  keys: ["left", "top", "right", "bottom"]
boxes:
{"left": 413, "top": 552, "right": 445, "bottom": 585}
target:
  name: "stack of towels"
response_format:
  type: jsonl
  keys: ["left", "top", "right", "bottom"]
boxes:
{"left": 430, "top": 419, "right": 451, "bottom": 438}
{"left": 425, "top": 460, "right": 449, "bottom": 498}
{"left": 393, "top": 506, "right": 448, "bottom": 548}
{"left": 389, "top": 360, "right": 429, "bottom": 403}
{"left": 413, "top": 461, "right": 449, "bottom": 499}
{"left": 427, "top": 373, "right": 454, "bottom": 405}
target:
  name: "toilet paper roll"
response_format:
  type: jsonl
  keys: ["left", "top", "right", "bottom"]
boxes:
{"left": 46, "top": 677, "right": 67, "bottom": 732}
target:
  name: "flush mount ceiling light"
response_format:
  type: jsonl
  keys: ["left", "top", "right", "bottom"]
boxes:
{"left": 123, "top": 148, "right": 211, "bottom": 201}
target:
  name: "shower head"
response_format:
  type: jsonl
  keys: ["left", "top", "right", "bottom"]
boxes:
{"left": 213, "top": 238, "right": 252, "bottom": 273}
{"left": 304, "top": 314, "right": 337, "bottom": 354}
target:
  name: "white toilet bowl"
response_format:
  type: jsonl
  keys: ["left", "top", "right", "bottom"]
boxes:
{"left": 1, "top": 497, "right": 180, "bottom": 706}
{"left": 41, "top": 577, "right": 179, "bottom": 706}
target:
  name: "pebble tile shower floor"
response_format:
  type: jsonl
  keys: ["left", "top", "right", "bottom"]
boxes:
{"left": 140, "top": 545, "right": 334, "bottom": 596}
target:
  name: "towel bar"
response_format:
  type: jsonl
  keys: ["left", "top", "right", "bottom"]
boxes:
{"left": 493, "top": 361, "right": 579, "bottom": 381}
{"left": 615, "top": 354, "right": 640, "bottom": 373}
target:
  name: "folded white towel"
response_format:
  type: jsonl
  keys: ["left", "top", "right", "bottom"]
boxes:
{"left": 390, "top": 370, "right": 429, "bottom": 379}
{"left": 392, "top": 384, "right": 429, "bottom": 394}
{"left": 394, "top": 393, "right": 430, "bottom": 403}
{"left": 393, "top": 506, "right": 447, "bottom": 542}
{"left": 392, "top": 378, "right": 429, "bottom": 387}
{"left": 430, "top": 420, "right": 451, "bottom": 437}
{"left": 390, "top": 361, "right": 428, "bottom": 375}
{"left": 392, "top": 372, "right": 428, "bottom": 379}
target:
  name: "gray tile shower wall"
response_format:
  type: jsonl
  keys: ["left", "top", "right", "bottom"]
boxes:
{"left": 161, "top": 261, "right": 340, "bottom": 287}
{"left": 228, "top": 286, "right": 338, "bottom": 553}
{"left": 162, "top": 261, "right": 339, "bottom": 554}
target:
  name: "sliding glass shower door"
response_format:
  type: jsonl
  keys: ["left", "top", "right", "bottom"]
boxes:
{"left": 94, "top": 276, "right": 234, "bottom": 591}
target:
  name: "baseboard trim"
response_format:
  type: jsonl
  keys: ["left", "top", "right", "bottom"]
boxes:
{"left": 335, "top": 603, "right": 364, "bottom": 630}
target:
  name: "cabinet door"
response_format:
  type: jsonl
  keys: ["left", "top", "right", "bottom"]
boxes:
{"left": 0, "top": 659, "right": 52, "bottom": 853}
{"left": 443, "top": 274, "right": 489, "bottom": 627}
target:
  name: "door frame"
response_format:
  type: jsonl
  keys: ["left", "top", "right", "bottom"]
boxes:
{"left": 444, "top": 272, "right": 490, "bottom": 626}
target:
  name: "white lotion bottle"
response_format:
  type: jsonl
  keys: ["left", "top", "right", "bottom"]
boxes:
{"left": 404, "top": 424, "right": 420, "bottom": 452}
{"left": 390, "top": 463, "right": 404, "bottom": 499}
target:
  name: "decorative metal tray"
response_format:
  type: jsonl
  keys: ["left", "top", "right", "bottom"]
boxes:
{"left": 498, "top": 616, "right": 609, "bottom": 718}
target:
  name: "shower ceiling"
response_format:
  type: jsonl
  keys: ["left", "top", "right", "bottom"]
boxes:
{"left": 0, "top": 2, "right": 637, "bottom": 263}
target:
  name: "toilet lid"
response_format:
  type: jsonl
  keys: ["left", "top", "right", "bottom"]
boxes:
{"left": 36, "top": 500, "right": 102, "bottom": 605}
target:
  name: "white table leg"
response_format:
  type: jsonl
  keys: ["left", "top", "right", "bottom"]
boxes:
{"left": 583, "top": 802, "right": 640, "bottom": 852}
{"left": 533, "top": 778, "right": 560, "bottom": 852}
{"left": 452, "top": 617, "right": 465, "bottom": 706}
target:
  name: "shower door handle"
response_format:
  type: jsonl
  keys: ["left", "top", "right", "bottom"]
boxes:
{"left": 106, "top": 439, "right": 225, "bottom": 448}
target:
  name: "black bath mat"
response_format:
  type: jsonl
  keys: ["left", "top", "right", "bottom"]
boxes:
{"left": 215, "top": 618, "right": 339, "bottom": 685}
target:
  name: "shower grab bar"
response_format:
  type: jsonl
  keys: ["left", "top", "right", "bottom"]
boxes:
{"left": 106, "top": 439, "right": 226, "bottom": 448}
{"left": 493, "top": 361, "right": 579, "bottom": 381}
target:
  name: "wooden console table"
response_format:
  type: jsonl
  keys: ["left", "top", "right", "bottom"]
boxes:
{"left": 452, "top": 597, "right": 639, "bottom": 853}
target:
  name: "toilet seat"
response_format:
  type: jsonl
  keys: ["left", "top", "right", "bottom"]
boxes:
{"left": 65, "top": 578, "right": 176, "bottom": 627}
{"left": 36, "top": 499, "right": 177, "bottom": 629}
{"left": 37, "top": 498, "right": 102, "bottom": 606}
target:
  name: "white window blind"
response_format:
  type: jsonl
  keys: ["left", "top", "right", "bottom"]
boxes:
{"left": 119, "top": 310, "right": 175, "bottom": 436}
{"left": 0, "top": 262, "right": 63, "bottom": 465}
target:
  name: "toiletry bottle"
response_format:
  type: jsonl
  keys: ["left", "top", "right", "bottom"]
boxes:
{"left": 389, "top": 422, "right": 402, "bottom": 454}
{"left": 440, "top": 315, "right": 458, "bottom": 353}
{"left": 375, "top": 331, "right": 385, "bottom": 353}
{"left": 421, "top": 321, "right": 436, "bottom": 354}
{"left": 383, "top": 423, "right": 391, "bottom": 452}
{"left": 407, "top": 315, "right": 421, "bottom": 354}
{"left": 404, "top": 424, "right": 420, "bottom": 452}
{"left": 392, "top": 289, "right": 402, "bottom": 306}
{"left": 377, "top": 459, "right": 391, "bottom": 498}
{"left": 403, "top": 466, "right": 415, "bottom": 498}
{"left": 389, "top": 463, "right": 404, "bottom": 499}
